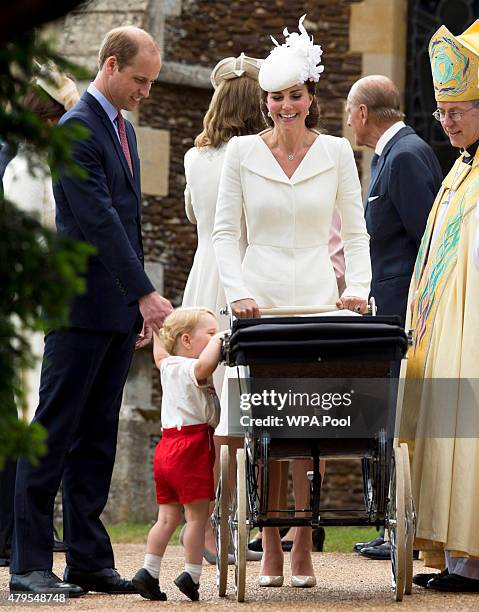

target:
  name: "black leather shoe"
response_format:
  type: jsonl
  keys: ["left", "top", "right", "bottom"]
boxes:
{"left": 248, "top": 538, "right": 263, "bottom": 552}
{"left": 353, "top": 534, "right": 384, "bottom": 553}
{"left": 412, "top": 568, "right": 448, "bottom": 588}
{"left": 174, "top": 571, "right": 199, "bottom": 601}
{"left": 426, "top": 572, "right": 479, "bottom": 592}
{"left": 281, "top": 540, "right": 293, "bottom": 552}
{"left": 132, "top": 568, "right": 167, "bottom": 601}
{"left": 248, "top": 528, "right": 289, "bottom": 553}
{"left": 63, "top": 567, "right": 136, "bottom": 594}
{"left": 359, "top": 541, "right": 391, "bottom": 560}
{"left": 10, "top": 570, "right": 85, "bottom": 597}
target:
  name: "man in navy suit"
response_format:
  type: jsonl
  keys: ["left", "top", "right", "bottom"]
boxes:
{"left": 10, "top": 26, "right": 172, "bottom": 596}
{"left": 346, "top": 75, "right": 442, "bottom": 326}
{"left": 346, "top": 74, "right": 442, "bottom": 560}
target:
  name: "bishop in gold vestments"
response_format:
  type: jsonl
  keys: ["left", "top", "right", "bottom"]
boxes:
{"left": 401, "top": 20, "right": 479, "bottom": 591}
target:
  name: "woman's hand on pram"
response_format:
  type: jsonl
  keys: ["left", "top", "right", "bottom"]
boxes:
{"left": 231, "top": 298, "right": 260, "bottom": 319}
{"left": 336, "top": 295, "right": 367, "bottom": 314}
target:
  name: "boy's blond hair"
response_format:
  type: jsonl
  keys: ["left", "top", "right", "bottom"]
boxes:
{"left": 158, "top": 307, "right": 216, "bottom": 355}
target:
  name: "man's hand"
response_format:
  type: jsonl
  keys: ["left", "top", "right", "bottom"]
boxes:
{"left": 138, "top": 291, "right": 173, "bottom": 335}
{"left": 336, "top": 295, "right": 367, "bottom": 314}
{"left": 231, "top": 298, "right": 260, "bottom": 319}
{"left": 135, "top": 321, "right": 153, "bottom": 350}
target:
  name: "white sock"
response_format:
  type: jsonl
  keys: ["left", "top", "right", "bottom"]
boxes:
{"left": 144, "top": 553, "right": 162, "bottom": 580}
{"left": 184, "top": 562, "right": 202, "bottom": 584}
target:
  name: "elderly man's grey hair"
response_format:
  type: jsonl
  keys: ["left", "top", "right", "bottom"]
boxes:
{"left": 349, "top": 75, "right": 405, "bottom": 123}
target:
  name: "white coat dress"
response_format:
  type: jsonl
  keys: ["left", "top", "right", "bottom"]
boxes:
{"left": 212, "top": 132, "right": 371, "bottom": 308}
{"left": 182, "top": 145, "right": 229, "bottom": 314}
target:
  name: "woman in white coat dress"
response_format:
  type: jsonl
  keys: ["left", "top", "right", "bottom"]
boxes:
{"left": 181, "top": 53, "right": 265, "bottom": 563}
{"left": 213, "top": 16, "right": 371, "bottom": 587}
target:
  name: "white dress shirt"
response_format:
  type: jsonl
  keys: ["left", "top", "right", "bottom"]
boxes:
{"left": 160, "top": 356, "right": 220, "bottom": 430}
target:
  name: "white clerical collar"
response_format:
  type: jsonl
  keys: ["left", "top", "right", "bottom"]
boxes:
{"left": 375, "top": 121, "right": 406, "bottom": 156}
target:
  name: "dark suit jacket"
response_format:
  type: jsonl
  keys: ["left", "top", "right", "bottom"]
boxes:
{"left": 53, "top": 91, "right": 154, "bottom": 333}
{"left": 365, "top": 126, "right": 442, "bottom": 325}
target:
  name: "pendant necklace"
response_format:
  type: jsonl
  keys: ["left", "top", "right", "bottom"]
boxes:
{"left": 287, "top": 153, "right": 294, "bottom": 161}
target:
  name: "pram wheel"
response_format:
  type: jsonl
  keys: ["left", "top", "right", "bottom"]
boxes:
{"left": 388, "top": 446, "right": 406, "bottom": 601}
{"left": 233, "top": 448, "right": 247, "bottom": 602}
{"left": 214, "top": 445, "right": 230, "bottom": 597}
{"left": 400, "top": 443, "right": 414, "bottom": 594}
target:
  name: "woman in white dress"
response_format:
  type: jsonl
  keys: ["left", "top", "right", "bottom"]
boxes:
{"left": 181, "top": 53, "right": 265, "bottom": 562}
{"left": 213, "top": 16, "right": 371, "bottom": 587}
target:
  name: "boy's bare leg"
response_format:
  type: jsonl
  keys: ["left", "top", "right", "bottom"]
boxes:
{"left": 147, "top": 503, "right": 182, "bottom": 555}
{"left": 184, "top": 499, "right": 211, "bottom": 565}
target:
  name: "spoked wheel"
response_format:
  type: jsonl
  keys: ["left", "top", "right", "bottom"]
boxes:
{"left": 388, "top": 446, "right": 406, "bottom": 601}
{"left": 374, "top": 428, "right": 388, "bottom": 515}
{"left": 214, "top": 445, "right": 229, "bottom": 597}
{"left": 400, "top": 442, "right": 415, "bottom": 595}
{"left": 232, "top": 447, "right": 247, "bottom": 602}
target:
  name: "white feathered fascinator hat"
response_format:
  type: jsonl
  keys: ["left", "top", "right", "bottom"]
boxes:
{"left": 259, "top": 14, "right": 324, "bottom": 92}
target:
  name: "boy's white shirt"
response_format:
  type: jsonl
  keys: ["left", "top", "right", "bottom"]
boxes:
{"left": 160, "top": 355, "right": 220, "bottom": 429}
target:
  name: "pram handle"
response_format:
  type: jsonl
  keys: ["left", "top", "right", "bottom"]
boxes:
{"left": 259, "top": 305, "right": 341, "bottom": 315}
{"left": 220, "top": 297, "right": 377, "bottom": 318}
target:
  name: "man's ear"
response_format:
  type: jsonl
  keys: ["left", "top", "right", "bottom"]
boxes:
{"left": 359, "top": 103, "right": 368, "bottom": 125}
{"left": 104, "top": 56, "right": 118, "bottom": 76}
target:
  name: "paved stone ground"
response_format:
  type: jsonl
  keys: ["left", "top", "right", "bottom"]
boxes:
{"left": 1, "top": 545, "right": 478, "bottom": 611}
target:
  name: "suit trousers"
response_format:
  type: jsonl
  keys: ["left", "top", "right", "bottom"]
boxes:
{"left": 10, "top": 327, "right": 136, "bottom": 574}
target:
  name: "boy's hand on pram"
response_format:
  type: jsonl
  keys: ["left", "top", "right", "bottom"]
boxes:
{"left": 231, "top": 298, "right": 260, "bottom": 319}
{"left": 336, "top": 296, "right": 367, "bottom": 314}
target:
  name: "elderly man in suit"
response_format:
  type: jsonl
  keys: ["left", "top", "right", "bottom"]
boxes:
{"left": 10, "top": 26, "right": 172, "bottom": 597}
{"left": 346, "top": 74, "right": 442, "bottom": 560}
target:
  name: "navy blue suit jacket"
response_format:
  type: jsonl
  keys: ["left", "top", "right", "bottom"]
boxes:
{"left": 365, "top": 126, "right": 442, "bottom": 325}
{"left": 53, "top": 91, "right": 154, "bottom": 333}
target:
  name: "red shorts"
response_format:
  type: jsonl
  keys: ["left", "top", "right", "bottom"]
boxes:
{"left": 154, "top": 423, "right": 215, "bottom": 505}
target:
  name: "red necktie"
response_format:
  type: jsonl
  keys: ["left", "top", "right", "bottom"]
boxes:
{"left": 116, "top": 112, "right": 133, "bottom": 175}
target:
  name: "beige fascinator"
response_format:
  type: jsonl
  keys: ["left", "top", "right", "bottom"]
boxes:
{"left": 259, "top": 14, "right": 324, "bottom": 92}
{"left": 210, "top": 53, "right": 263, "bottom": 89}
{"left": 34, "top": 61, "right": 80, "bottom": 110}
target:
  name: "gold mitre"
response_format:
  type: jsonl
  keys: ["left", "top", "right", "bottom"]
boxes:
{"left": 429, "top": 20, "right": 479, "bottom": 101}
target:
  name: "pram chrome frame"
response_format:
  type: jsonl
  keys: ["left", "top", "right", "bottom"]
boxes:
{"left": 212, "top": 301, "right": 414, "bottom": 602}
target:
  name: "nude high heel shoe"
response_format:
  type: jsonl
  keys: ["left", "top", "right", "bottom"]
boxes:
{"left": 258, "top": 575, "right": 284, "bottom": 587}
{"left": 291, "top": 575, "right": 316, "bottom": 588}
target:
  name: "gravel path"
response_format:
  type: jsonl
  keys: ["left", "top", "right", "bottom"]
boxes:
{"left": 1, "top": 545, "right": 478, "bottom": 610}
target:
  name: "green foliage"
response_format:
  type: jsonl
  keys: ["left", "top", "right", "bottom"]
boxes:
{"left": 0, "top": 32, "right": 93, "bottom": 466}
{"left": 0, "top": 31, "right": 89, "bottom": 179}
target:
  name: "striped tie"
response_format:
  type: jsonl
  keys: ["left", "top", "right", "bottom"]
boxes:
{"left": 116, "top": 112, "right": 133, "bottom": 175}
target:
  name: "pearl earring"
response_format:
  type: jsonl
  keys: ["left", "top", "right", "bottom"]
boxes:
{"left": 307, "top": 109, "right": 310, "bottom": 115}
{"left": 267, "top": 111, "right": 272, "bottom": 117}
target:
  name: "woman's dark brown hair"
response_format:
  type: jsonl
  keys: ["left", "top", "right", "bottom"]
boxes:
{"left": 260, "top": 80, "right": 320, "bottom": 129}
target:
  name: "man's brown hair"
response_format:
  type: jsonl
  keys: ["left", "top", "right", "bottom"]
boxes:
{"left": 98, "top": 26, "right": 160, "bottom": 70}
